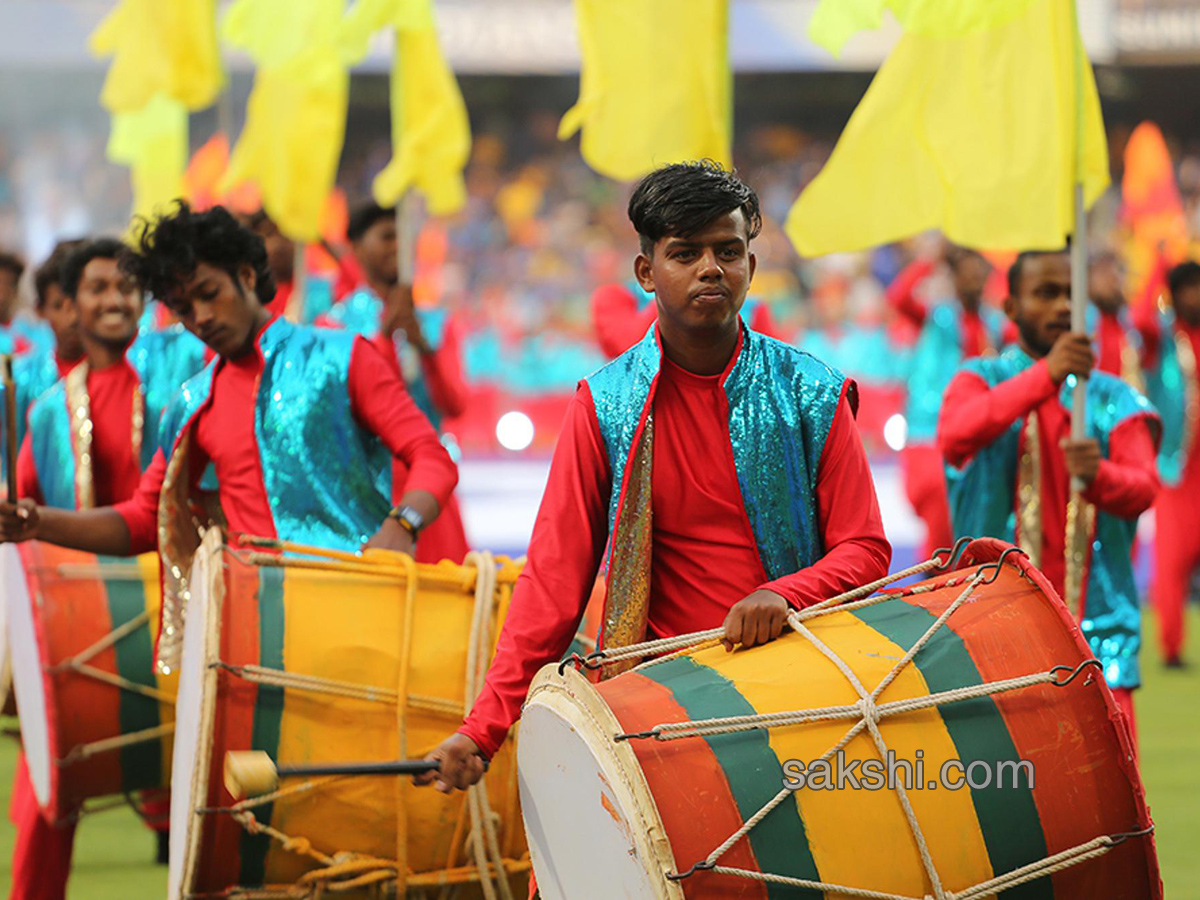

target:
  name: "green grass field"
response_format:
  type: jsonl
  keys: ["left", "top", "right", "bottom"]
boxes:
{"left": 0, "top": 609, "right": 1195, "bottom": 899}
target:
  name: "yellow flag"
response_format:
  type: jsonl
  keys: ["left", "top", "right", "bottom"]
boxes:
{"left": 808, "top": 0, "right": 1037, "bottom": 57}
{"left": 220, "top": 0, "right": 349, "bottom": 242}
{"left": 107, "top": 94, "right": 189, "bottom": 227}
{"left": 559, "top": 0, "right": 731, "bottom": 182}
{"left": 340, "top": 0, "right": 470, "bottom": 215}
{"left": 788, "top": 0, "right": 1108, "bottom": 255}
{"left": 89, "top": 0, "right": 223, "bottom": 113}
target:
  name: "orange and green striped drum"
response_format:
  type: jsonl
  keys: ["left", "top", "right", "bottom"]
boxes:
{"left": 169, "top": 531, "right": 530, "bottom": 900}
{"left": 1, "top": 541, "right": 173, "bottom": 822}
{"left": 520, "top": 539, "right": 1161, "bottom": 900}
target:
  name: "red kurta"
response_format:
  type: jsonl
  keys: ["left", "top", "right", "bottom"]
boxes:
{"left": 459, "top": 349, "right": 892, "bottom": 757}
{"left": 17, "top": 358, "right": 143, "bottom": 507}
{"left": 114, "top": 320, "right": 458, "bottom": 553}
{"left": 938, "top": 358, "right": 1159, "bottom": 597}
{"left": 1132, "top": 267, "right": 1200, "bottom": 663}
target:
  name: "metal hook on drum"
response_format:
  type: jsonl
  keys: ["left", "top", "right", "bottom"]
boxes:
{"left": 666, "top": 860, "right": 716, "bottom": 882}
{"left": 931, "top": 536, "right": 972, "bottom": 572}
{"left": 1050, "top": 658, "right": 1103, "bottom": 687}
{"left": 557, "top": 652, "right": 606, "bottom": 676}
{"left": 974, "top": 546, "right": 1028, "bottom": 584}
{"left": 1108, "top": 824, "right": 1155, "bottom": 845}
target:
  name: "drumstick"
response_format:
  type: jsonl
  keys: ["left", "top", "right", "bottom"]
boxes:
{"left": 1, "top": 355, "right": 16, "bottom": 501}
{"left": 224, "top": 750, "right": 487, "bottom": 799}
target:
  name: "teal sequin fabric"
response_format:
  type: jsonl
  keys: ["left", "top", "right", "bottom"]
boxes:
{"left": 586, "top": 324, "right": 844, "bottom": 595}
{"left": 160, "top": 318, "right": 393, "bottom": 551}
{"left": 945, "top": 345, "right": 1160, "bottom": 689}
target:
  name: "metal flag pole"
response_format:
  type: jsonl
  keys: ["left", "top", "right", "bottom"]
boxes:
{"left": 286, "top": 241, "right": 307, "bottom": 323}
{"left": 396, "top": 191, "right": 417, "bottom": 287}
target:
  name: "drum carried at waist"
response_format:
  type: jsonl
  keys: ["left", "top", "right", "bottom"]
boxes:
{"left": 520, "top": 538, "right": 1161, "bottom": 900}
{"left": 1, "top": 541, "right": 174, "bottom": 823}
{"left": 169, "top": 530, "right": 529, "bottom": 900}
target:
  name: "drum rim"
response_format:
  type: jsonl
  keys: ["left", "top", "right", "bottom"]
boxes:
{"left": 168, "top": 530, "right": 225, "bottom": 900}
{"left": 522, "top": 664, "right": 685, "bottom": 900}
{"left": 5, "top": 542, "right": 63, "bottom": 817}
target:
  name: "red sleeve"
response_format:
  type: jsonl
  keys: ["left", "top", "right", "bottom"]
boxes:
{"left": 418, "top": 317, "right": 469, "bottom": 418}
{"left": 113, "top": 448, "right": 168, "bottom": 555}
{"left": 760, "top": 386, "right": 891, "bottom": 607}
{"left": 938, "top": 361, "right": 1059, "bottom": 468}
{"left": 1082, "top": 414, "right": 1161, "bottom": 519}
{"left": 347, "top": 337, "right": 458, "bottom": 511}
{"left": 886, "top": 259, "right": 934, "bottom": 330}
{"left": 16, "top": 432, "right": 42, "bottom": 505}
{"left": 592, "top": 284, "right": 657, "bottom": 359}
{"left": 458, "top": 384, "right": 612, "bottom": 757}
{"left": 1132, "top": 250, "right": 1169, "bottom": 367}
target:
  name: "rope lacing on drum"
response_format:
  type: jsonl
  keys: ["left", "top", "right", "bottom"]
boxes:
{"left": 199, "top": 547, "right": 529, "bottom": 899}
{"left": 565, "top": 544, "right": 1152, "bottom": 900}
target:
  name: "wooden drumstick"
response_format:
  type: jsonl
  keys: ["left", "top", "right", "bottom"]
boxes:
{"left": 224, "top": 750, "right": 487, "bottom": 799}
{"left": 1, "top": 355, "right": 16, "bottom": 501}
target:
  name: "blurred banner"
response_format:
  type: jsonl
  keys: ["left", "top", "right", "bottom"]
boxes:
{"left": 0, "top": 0, "right": 1124, "bottom": 73}
{"left": 1114, "top": 0, "right": 1200, "bottom": 62}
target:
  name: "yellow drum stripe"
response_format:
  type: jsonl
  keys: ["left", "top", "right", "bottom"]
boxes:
{"left": 683, "top": 611, "right": 993, "bottom": 896}
{"left": 266, "top": 567, "right": 404, "bottom": 883}
{"left": 138, "top": 551, "right": 176, "bottom": 780}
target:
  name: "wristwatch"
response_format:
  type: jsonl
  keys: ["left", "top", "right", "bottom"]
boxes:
{"left": 389, "top": 505, "right": 425, "bottom": 537}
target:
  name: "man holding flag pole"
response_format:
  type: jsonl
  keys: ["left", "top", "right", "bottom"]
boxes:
{"left": 789, "top": 0, "right": 1162, "bottom": 741}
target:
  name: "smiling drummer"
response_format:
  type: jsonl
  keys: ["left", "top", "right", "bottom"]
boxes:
{"left": 420, "top": 161, "right": 892, "bottom": 792}
{"left": 0, "top": 204, "right": 459, "bottom": 665}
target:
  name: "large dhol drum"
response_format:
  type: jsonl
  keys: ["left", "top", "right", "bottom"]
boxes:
{"left": 170, "top": 531, "right": 529, "bottom": 899}
{"left": 2, "top": 541, "right": 174, "bottom": 822}
{"left": 520, "top": 539, "right": 1161, "bottom": 900}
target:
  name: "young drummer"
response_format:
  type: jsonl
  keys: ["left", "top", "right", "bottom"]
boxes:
{"left": 0, "top": 204, "right": 459, "bottom": 668}
{"left": 418, "top": 161, "right": 892, "bottom": 791}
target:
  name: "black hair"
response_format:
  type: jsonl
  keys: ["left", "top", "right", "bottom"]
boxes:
{"left": 1168, "top": 261, "right": 1200, "bottom": 299}
{"left": 1007, "top": 248, "right": 1068, "bottom": 297}
{"left": 33, "top": 239, "right": 85, "bottom": 309}
{"left": 946, "top": 246, "right": 987, "bottom": 270}
{"left": 347, "top": 202, "right": 395, "bottom": 243}
{"left": 61, "top": 237, "right": 127, "bottom": 299}
{"left": 0, "top": 250, "right": 25, "bottom": 281}
{"left": 627, "top": 160, "right": 762, "bottom": 257}
{"left": 122, "top": 202, "right": 275, "bottom": 308}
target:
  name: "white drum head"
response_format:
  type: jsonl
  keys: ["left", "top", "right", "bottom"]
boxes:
{"left": 4, "top": 543, "right": 53, "bottom": 807}
{"left": 518, "top": 668, "right": 682, "bottom": 900}
{"left": 168, "top": 537, "right": 219, "bottom": 900}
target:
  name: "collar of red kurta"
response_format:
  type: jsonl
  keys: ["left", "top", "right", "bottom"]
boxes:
{"left": 652, "top": 318, "right": 746, "bottom": 387}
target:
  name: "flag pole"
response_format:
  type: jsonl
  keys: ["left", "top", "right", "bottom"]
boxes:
{"left": 396, "top": 191, "right": 416, "bottom": 286}
{"left": 1069, "top": 0, "right": 1088, "bottom": 479}
{"left": 1065, "top": 0, "right": 1091, "bottom": 617}
{"left": 286, "top": 242, "right": 307, "bottom": 323}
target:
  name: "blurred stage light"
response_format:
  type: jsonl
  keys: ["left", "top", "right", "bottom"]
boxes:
{"left": 496, "top": 411, "right": 535, "bottom": 451}
{"left": 884, "top": 413, "right": 908, "bottom": 452}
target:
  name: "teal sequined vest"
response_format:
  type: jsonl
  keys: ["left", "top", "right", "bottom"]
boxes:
{"left": 323, "top": 288, "right": 449, "bottom": 430}
{"left": 585, "top": 325, "right": 845, "bottom": 655}
{"left": 905, "top": 303, "right": 1006, "bottom": 443}
{"left": 27, "top": 328, "right": 207, "bottom": 510}
{"left": 946, "top": 346, "right": 1159, "bottom": 689}
{"left": 158, "top": 318, "right": 394, "bottom": 552}
{"left": 1141, "top": 308, "right": 1195, "bottom": 487}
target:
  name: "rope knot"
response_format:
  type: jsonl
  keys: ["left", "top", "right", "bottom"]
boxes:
{"left": 283, "top": 835, "right": 313, "bottom": 856}
{"left": 856, "top": 696, "right": 880, "bottom": 723}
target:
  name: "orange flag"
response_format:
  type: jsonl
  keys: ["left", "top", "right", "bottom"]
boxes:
{"left": 1121, "top": 122, "right": 1190, "bottom": 307}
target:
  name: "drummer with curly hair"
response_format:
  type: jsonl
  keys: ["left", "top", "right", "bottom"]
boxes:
{"left": 0, "top": 204, "right": 459, "bottom": 659}
{"left": 420, "top": 161, "right": 892, "bottom": 793}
